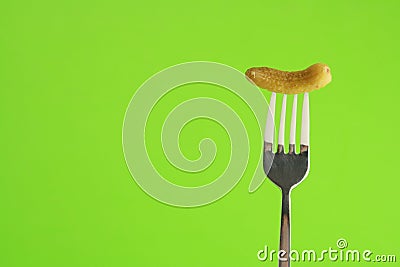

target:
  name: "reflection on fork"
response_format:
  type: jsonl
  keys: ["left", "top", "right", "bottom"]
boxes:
{"left": 264, "top": 93, "right": 310, "bottom": 267}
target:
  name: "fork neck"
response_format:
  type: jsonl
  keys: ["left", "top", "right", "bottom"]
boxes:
{"left": 281, "top": 188, "right": 291, "bottom": 214}
{"left": 281, "top": 188, "right": 291, "bottom": 197}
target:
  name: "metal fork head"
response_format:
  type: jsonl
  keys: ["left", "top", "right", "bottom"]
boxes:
{"left": 263, "top": 93, "right": 310, "bottom": 192}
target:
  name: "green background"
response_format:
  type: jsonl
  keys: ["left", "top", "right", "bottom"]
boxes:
{"left": 1, "top": 0, "right": 399, "bottom": 266}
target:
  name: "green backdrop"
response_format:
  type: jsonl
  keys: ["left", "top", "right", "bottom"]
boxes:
{"left": 1, "top": 0, "right": 399, "bottom": 266}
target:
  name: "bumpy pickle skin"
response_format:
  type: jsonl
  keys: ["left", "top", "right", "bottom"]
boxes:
{"left": 245, "top": 63, "right": 332, "bottom": 94}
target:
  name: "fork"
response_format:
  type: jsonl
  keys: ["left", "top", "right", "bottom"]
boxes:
{"left": 264, "top": 93, "right": 310, "bottom": 267}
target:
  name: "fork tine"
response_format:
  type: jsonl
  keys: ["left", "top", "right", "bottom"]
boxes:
{"left": 249, "top": 92, "right": 276, "bottom": 193}
{"left": 300, "top": 93, "right": 309, "bottom": 152}
{"left": 264, "top": 92, "right": 276, "bottom": 151}
{"left": 289, "top": 94, "right": 298, "bottom": 154}
{"left": 277, "top": 94, "right": 287, "bottom": 153}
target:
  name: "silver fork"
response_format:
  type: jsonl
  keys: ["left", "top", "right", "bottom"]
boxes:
{"left": 264, "top": 93, "right": 310, "bottom": 267}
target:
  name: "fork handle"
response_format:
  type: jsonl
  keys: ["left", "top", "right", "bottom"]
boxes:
{"left": 279, "top": 189, "right": 291, "bottom": 267}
